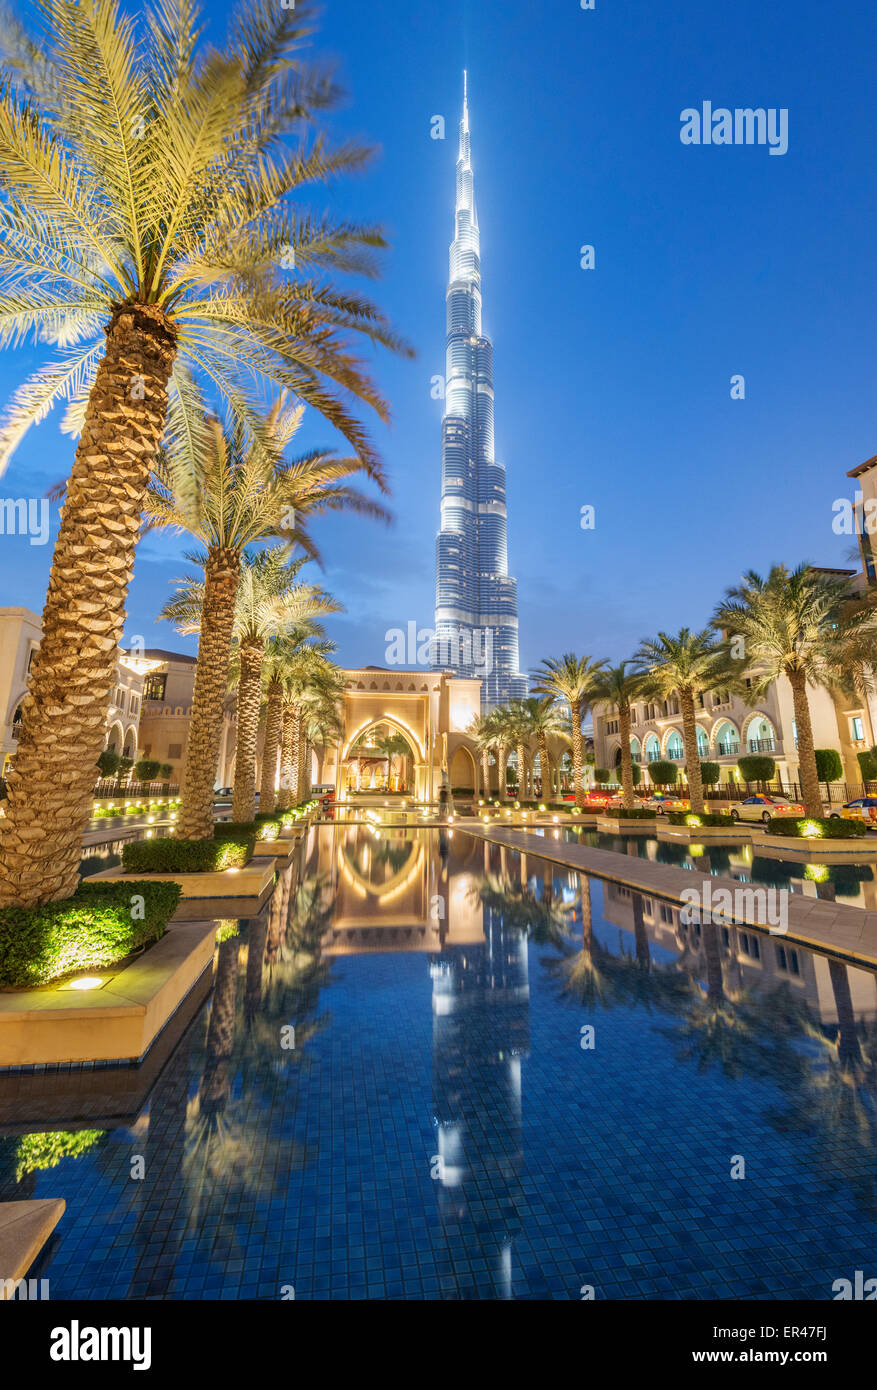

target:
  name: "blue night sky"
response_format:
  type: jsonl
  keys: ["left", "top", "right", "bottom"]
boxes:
{"left": 1, "top": 0, "right": 876, "bottom": 671}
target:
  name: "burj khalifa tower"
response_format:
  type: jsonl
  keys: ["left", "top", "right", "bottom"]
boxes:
{"left": 433, "top": 75, "right": 527, "bottom": 709}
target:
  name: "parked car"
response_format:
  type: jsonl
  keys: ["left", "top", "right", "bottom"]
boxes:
{"left": 827, "top": 796, "right": 877, "bottom": 827}
{"left": 607, "top": 793, "right": 650, "bottom": 810}
{"left": 642, "top": 792, "right": 690, "bottom": 814}
{"left": 729, "top": 793, "right": 804, "bottom": 824}
{"left": 213, "top": 786, "right": 234, "bottom": 800}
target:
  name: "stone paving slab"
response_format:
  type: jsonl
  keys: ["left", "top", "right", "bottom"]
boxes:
{"left": 0, "top": 1198, "right": 65, "bottom": 1293}
{"left": 466, "top": 823, "right": 877, "bottom": 968}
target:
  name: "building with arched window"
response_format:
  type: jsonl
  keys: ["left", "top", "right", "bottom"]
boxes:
{"left": 0, "top": 607, "right": 148, "bottom": 779}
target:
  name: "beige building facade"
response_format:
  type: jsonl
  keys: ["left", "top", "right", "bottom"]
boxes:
{"left": 0, "top": 607, "right": 147, "bottom": 777}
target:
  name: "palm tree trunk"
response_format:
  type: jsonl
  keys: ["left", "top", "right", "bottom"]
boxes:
{"left": 619, "top": 704, "right": 635, "bottom": 810}
{"left": 828, "top": 958, "right": 863, "bottom": 1069}
{"left": 296, "top": 721, "right": 307, "bottom": 799}
{"left": 570, "top": 705, "right": 585, "bottom": 809}
{"left": 231, "top": 639, "right": 264, "bottom": 823}
{"left": 301, "top": 735, "right": 312, "bottom": 797}
{"left": 276, "top": 703, "right": 300, "bottom": 811}
{"left": 498, "top": 744, "right": 507, "bottom": 799}
{"left": 538, "top": 733, "right": 550, "bottom": 801}
{"left": 0, "top": 304, "right": 177, "bottom": 907}
{"left": 680, "top": 690, "right": 705, "bottom": 814}
{"left": 702, "top": 921, "right": 725, "bottom": 1004}
{"left": 632, "top": 892, "right": 650, "bottom": 968}
{"left": 789, "top": 667, "right": 822, "bottom": 817}
{"left": 516, "top": 742, "right": 526, "bottom": 800}
{"left": 481, "top": 749, "right": 490, "bottom": 797}
{"left": 258, "top": 680, "right": 283, "bottom": 815}
{"left": 177, "top": 548, "right": 242, "bottom": 840}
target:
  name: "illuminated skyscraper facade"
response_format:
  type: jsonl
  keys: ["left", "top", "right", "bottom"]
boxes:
{"left": 433, "top": 75, "right": 527, "bottom": 709}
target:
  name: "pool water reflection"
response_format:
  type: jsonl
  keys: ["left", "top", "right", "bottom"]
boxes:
{"left": 1, "top": 823, "right": 876, "bottom": 1300}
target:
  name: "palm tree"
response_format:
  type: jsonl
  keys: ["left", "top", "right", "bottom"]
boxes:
{"left": 498, "top": 700, "right": 530, "bottom": 799}
{"left": 148, "top": 403, "right": 383, "bottom": 838}
{"left": 169, "top": 549, "right": 339, "bottom": 823}
{"left": 277, "top": 652, "right": 342, "bottom": 810}
{"left": 633, "top": 629, "right": 736, "bottom": 814}
{"left": 257, "top": 633, "right": 331, "bottom": 815}
{"left": 713, "top": 565, "right": 877, "bottom": 817}
{"left": 484, "top": 707, "right": 510, "bottom": 799}
{"left": 0, "top": 0, "right": 409, "bottom": 905}
{"left": 519, "top": 696, "right": 565, "bottom": 800}
{"left": 590, "top": 663, "right": 645, "bottom": 810}
{"left": 468, "top": 713, "right": 494, "bottom": 799}
{"left": 531, "top": 654, "right": 608, "bottom": 808}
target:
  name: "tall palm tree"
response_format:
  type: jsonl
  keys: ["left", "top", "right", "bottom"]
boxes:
{"left": 633, "top": 629, "right": 737, "bottom": 814}
{"left": 531, "top": 654, "right": 608, "bottom": 808}
{"left": 277, "top": 652, "right": 342, "bottom": 810}
{"left": 257, "top": 633, "right": 333, "bottom": 815}
{"left": 713, "top": 565, "right": 877, "bottom": 817}
{"left": 468, "top": 713, "right": 494, "bottom": 799}
{"left": 497, "top": 700, "right": 530, "bottom": 799}
{"left": 484, "top": 707, "right": 510, "bottom": 799}
{"left": 0, "top": 0, "right": 409, "bottom": 905}
{"left": 591, "top": 663, "right": 645, "bottom": 810}
{"left": 300, "top": 687, "right": 344, "bottom": 797}
{"left": 148, "top": 403, "right": 384, "bottom": 838}
{"left": 167, "top": 549, "right": 339, "bottom": 823}
{"left": 519, "top": 696, "right": 566, "bottom": 800}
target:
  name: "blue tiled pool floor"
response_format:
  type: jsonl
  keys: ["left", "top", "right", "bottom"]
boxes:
{"left": 2, "top": 826, "right": 876, "bottom": 1299}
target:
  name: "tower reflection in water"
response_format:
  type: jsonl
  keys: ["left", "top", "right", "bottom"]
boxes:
{"left": 310, "top": 825, "right": 581, "bottom": 1298}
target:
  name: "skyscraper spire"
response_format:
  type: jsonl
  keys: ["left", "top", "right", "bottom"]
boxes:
{"left": 433, "top": 75, "right": 527, "bottom": 709}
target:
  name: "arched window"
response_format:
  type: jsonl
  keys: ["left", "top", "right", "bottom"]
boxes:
{"left": 715, "top": 721, "right": 739, "bottom": 756}
{"left": 644, "top": 734, "right": 660, "bottom": 762}
{"left": 696, "top": 726, "right": 709, "bottom": 758}
{"left": 747, "top": 718, "right": 775, "bottom": 753}
{"left": 630, "top": 737, "right": 642, "bottom": 762}
{"left": 666, "top": 731, "right": 684, "bottom": 760}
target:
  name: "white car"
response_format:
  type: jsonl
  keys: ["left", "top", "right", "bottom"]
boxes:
{"left": 728, "top": 794, "right": 804, "bottom": 825}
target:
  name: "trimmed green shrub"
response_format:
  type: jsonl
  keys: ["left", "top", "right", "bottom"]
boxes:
{"left": 122, "top": 836, "right": 254, "bottom": 873}
{"left": 668, "top": 811, "right": 735, "bottom": 827}
{"left": 631, "top": 762, "right": 642, "bottom": 786}
{"left": 0, "top": 879, "right": 181, "bottom": 989}
{"left": 857, "top": 748, "right": 877, "bottom": 782}
{"left": 737, "top": 754, "right": 776, "bottom": 783}
{"left": 96, "top": 749, "right": 120, "bottom": 778}
{"left": 253, "top": 813, "right": 283, "bottom": 837}
{"left": 158, "top": 763, "right": 173, "bottom": 781}
{"left": 133, "top": 758, "right": 161, "bottom": 782}
{"left": 699, "top": 761, "right": 721, "bottom": 786}
{"left": 767, "top": 815, "right": 867, "bottom": 839}
{"left": 815, "top": 748, "right": 843, "bottom": 786}
{"left": 213, "top": 820, "right": 257, "bottom": 838}
{"left": 604, "top": 807, "right": 655, "bottom": 820}
{"left": 593, "top": 767, "right": 610, "bottom": 784}
{"left": 647, "top": 760, "right": 678, "bottom": 786}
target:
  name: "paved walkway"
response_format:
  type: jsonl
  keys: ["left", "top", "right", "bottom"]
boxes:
{"left": 463, "top": 822, "right": 877, "bottom": 969}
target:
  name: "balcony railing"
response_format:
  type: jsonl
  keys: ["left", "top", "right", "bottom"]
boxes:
{"left": 716, "top": 742, "right": 740, "bottom": 757}
{"left": 747, "top": 738, "right": 775, "bottom": 753}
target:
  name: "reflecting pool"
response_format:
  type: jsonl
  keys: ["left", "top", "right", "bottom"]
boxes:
{"left": 1, "top": 824, "right": 876, "bottom": 1300}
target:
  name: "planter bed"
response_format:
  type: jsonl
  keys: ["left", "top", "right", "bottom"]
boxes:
{"left": 601, "top": 815, "right": 658, "bottom": 833}
{"left": 757, "top": 833, "right": 877, "bottom": 861}
{"left": 90, "top": 860, "right": 275, "bottom": 900}
{"left": 0, "top": 919, "right": 218, "bottom": 1068}
{"left": 658, "top": 823, "right": 752, "bottom": 842}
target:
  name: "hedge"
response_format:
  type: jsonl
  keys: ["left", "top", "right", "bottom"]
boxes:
{"left": 0, "top": 878, "right": 181, "bottom": 989}
{"left": 216, "top": 817, "right": 282, "bottom": 841}
{"left": 767, "top": 816, "right": 867, "bottom": 839}
{"left": 668, "top": 811, "right": 735, "bottom": 827}
{"left": 604, "top": 807, "right": 656, "bottom": 820}
{"left": 121, "top": 836, "right": 254, "bottom": 873}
